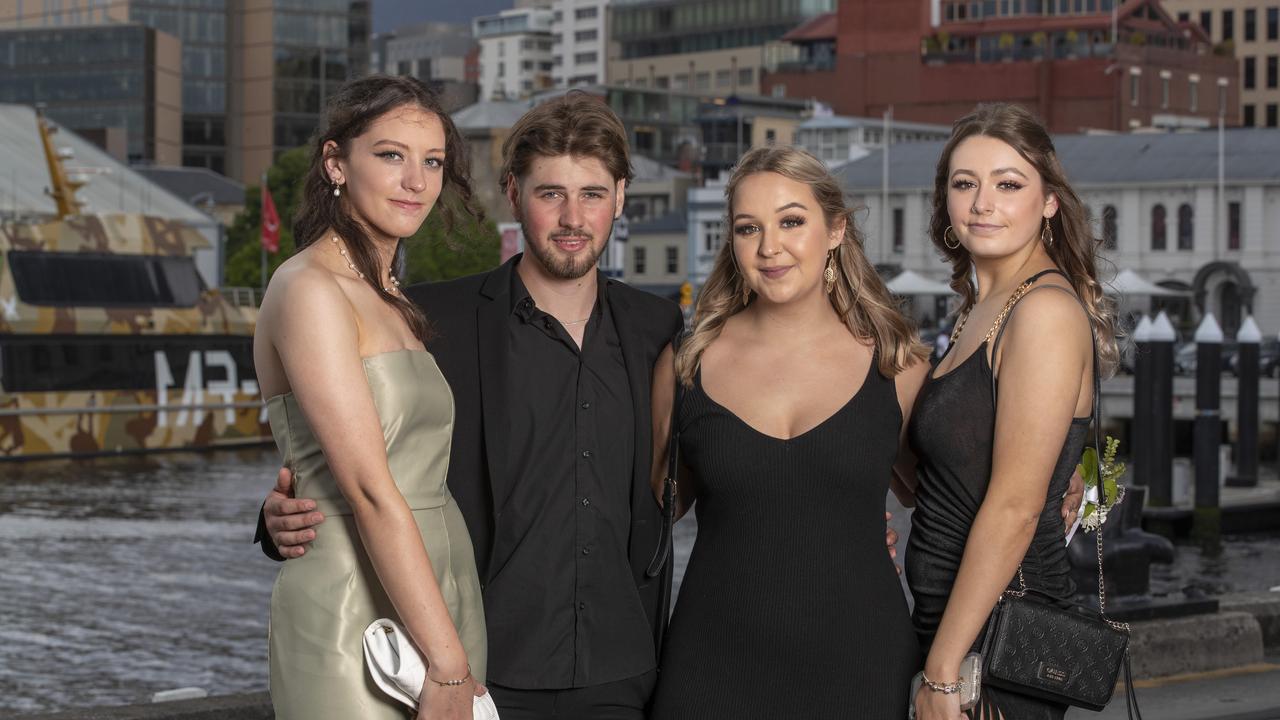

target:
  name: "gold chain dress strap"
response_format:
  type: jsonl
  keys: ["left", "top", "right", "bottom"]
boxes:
{"left": 948, "top": 275, "right": 1039, "bottom": 347}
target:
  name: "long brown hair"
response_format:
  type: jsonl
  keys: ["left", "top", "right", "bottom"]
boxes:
{"left": 675, "top": 146, "right": 928, "bottom": 386}
{"left": 927, "top": 103, "right": 1119, "bottom": 375}
{"left": 293, "top": 74, "right": 481, "bottom": 342}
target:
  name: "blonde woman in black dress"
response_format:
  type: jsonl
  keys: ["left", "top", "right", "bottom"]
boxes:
{"left": 905, "top": 103, "right": 1117, "bottom": 720}
{"left": 647, "top": 146, "right": 931, "bottom": 718}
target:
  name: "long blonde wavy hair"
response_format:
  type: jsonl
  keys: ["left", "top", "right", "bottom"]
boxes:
{"left": 675, "top": 146, "right": 929, "bottom": 386}
{"left": 928, "top": 103, "right": 1119, "bottom": 375}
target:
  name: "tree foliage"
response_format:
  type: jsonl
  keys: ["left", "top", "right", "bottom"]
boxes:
{"left": 223, "top": 146, "right": 500, "bottom": 289}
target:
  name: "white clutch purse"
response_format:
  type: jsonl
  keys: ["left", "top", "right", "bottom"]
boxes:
{"left": 362, "top": 618, "right": 499, "bottom": 719}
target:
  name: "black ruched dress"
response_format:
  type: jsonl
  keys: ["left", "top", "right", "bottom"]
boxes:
{"left": 905, "top": 275, "right": 1089, "bottom": 720}
{"left": 648, "top": 359, "right": 920, "bottom": 719}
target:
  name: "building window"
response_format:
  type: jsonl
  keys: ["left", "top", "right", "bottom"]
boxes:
{"left": 1223, "top": 9, "right": 1234, "bottom": 41}
{"left": 1161, "top": 76, "right": 1170, "bottom": 108}
{"left": 1190, "top": 78, "right": 1199, "bottom": 112}
{"left": 1177, "top": 203, "right": 1193, "bottom": 250}
{"left": 1129, "top": 69, "right": 1140, "bottom": 106}
{"left": 666, "top": 246, "right": 678, "bottom": 274}
{"left": 765, "top": 128, "right": 777, "bottom": 145}
{"left": 633, "top": 246, "right": 646, "bottom": 274}
{"left": 1200, "top": 10, "right": 1212, "bottom": 38}
{"left": 1228, "top": 201, "right": 1241, "bottom": 250}
{"left": 574, "top": 29, "right": 597, "bottom": 42}
{"left": 655, "top": 76, "right": 670, "bottom": 89}
{"left": 892, "top": 208, "right": 905, "bottom": 253}
{"left": 1151, "top": 204, "right": 1167, "bottom": 250}
{"left": 1269, "top": 56, "right": 1278, "bottom": 88}
{"left": 1268, "top": 103, "right": 1279, "bottom": 127}
{"left": 1270, "top": 8, "right": 1279, "bottom": 41}
{"left": 575, "top": 6, "right": 598, "bottom": 20}
{"left": 739, "top": 67, "right": 754, "bottom": 87}
{"left": 695, "top": 71, "right": 710, "bottom": 90}
{"left": 1245, "top": 8, "right": 1257, "bottom": 42}
{"left": 1102, "top": 205, "right": 1117, "bottom": 250}
{"left": 703, "top": 221, "right": 723, "bottom": 252}
{"left": 673, "top": 73, "right": 689, "bottom": 90}
{"left": 575, "top": 51, "right": 597, "bottom": 65}
{"left": 1245, "top": 56, "right": 1256, "bottom": 89}
{"left": 716, "top": 69, "right": 731, "bottom": 87}
{"left": 1244, "top": 104, "right": 1256, "bottom": 126}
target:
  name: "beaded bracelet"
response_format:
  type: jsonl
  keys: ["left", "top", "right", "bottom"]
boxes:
{"left": 427, "top": 664, "right": 472, "bottom": 688}
{"left": 920, "top": 672, "right": 964, "bottom": 695}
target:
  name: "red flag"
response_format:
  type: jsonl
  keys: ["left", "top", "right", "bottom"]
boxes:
{"left": 261, "top": 181, "right": 280, "bottom": 253}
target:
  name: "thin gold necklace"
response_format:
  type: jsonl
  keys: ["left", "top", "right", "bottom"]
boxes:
{"left": 331, "top": 236, "right": 400, "bottom": 295}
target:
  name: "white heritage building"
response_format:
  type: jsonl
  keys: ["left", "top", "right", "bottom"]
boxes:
{"left": 826, "top": 128, "right": 1280, "bottom": 338}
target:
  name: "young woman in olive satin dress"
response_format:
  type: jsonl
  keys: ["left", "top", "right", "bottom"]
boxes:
{"left": 253, "top": 76, "right": 489, "bottom": 720}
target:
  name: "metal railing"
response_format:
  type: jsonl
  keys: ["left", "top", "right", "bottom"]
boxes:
{"left": 219, "top": 286, "right": 262, "bottom": 308}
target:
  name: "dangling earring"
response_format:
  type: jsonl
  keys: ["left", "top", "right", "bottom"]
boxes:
{"left": 943, "top": 225, "right": 960, "bottom": 250}
{"left": 741, "top": 284, "right": 751, "bottom": 307}
{"left": 823, "top": 249, "right": 837, "bottom": 294}
{"left": 333, "top": 183, "right": 342, "bottom": 197}
{"left": 1041, "top": 217, "right": 1054, "bottom": 247}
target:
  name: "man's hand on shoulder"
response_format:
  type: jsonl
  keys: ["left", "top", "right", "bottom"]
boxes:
{"left": 264, "top": 467, "right": 325, "bottom": 559}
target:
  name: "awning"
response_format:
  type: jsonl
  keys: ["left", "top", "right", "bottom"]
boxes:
{"left": 1107, "top": 269, "right": 1189, "bottom": 296}
{"left": 886, "top": 269, "right": 955, "bottom": 296}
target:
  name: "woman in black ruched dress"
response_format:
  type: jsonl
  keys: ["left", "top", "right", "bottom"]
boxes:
{"left": 647, "top": 146, "right": 931, "bottom": 719}
{"left": 903, "top": 104, "right": 1118, "bottom": 720}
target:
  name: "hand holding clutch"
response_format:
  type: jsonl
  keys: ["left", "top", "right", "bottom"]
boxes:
{"left": 363, "top": 618, "right": 500, "bottom": 720}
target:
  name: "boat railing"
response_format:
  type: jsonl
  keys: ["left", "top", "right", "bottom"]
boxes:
{"left": 220, "top": 286, "right": 262, "bottom": 308}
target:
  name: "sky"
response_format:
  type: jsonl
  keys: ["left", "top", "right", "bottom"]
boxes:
{"left": 373, "top": 0, "right": 514, "bottom": 34}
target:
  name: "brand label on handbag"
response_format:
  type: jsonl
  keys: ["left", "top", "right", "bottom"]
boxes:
{"left": 1038, "top": 663, "right": 1069, "bottom": 685}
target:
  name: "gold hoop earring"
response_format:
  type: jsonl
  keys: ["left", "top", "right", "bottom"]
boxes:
{"left": 823, "top": 250, "right": 837, "bottom": 294}
{"left": 943, "top": 226, "right": 960, "bottom": 250}
{"left": 1041, "top": 218, "right": 1054, "bottom": 247}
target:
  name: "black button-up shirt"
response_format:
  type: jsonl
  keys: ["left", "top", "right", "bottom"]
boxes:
{"left": 484, "top": 265, "right": 653, "bottom": 689}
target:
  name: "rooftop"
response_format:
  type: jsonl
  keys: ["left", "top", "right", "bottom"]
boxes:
{"left": 452, "top": 100, "right": 531, "bottom": 130}
{"left": 135, "top": 166, "right": 246, "bottom": 207}
{"left": 835, "top": 128, "right": 1280, "bottom": 191}
{"left": 782, "top": 11, "right": 836, "bottom": 42}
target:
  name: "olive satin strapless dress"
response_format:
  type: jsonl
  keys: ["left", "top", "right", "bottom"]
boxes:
{"left": 266, "top": 349, "right": 487, "bottom": 720}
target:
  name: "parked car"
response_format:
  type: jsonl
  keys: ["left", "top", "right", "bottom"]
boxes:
{"left": 1176, "top": 341, "right": 1238, "bottom": 376}
{"left": 1227, "top": 339, "right": 1280, "bottom": 378}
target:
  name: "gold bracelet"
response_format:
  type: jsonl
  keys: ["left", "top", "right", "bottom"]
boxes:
{"left": 426, "top": 663, "right": 472, "bottom": 687}
{"left": 921, "top": 672, "right": 964, "bottom": 695}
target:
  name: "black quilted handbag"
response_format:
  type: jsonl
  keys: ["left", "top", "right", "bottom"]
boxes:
{"left": 982, "top": 305, "right": 1143, "bottom": 719}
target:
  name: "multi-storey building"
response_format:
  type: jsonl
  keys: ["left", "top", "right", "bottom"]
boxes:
{"left": 552, "top": 0, "right": 609, "bottom": 87}
{"left": 474, "top": 7, "right": 556, "bottom": 100}
{"left": 371, "top": 22, "right": 478, "bottom": 111}
{"left": 764, "top": 0, "right": 1240, "bottom": 133}
{"left": 0, "top": 0, "right": 371, "bottom": 183}
{"left": 1162, "top": 0, "right": 1280, "bottom": 126}
{"left": 0, "top": 24, "right": 182, "bottom": 166}
{"left": 834, "top": 129, "right": 1280, "bottom": 337}
{"left": 795, "top": 114, "right": 952, "bottom": 167}
{"left": 607, "top": 0, "right": 834, "bottom": 95}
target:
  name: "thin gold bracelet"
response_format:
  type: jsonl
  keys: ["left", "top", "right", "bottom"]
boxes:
{"left": 427, "top": 663, "right": 472, "bottom": 688}
{"left": 921, "top": 672, "right": 964, "bottom": 695}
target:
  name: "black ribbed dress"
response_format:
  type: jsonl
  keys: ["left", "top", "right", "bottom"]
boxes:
{"left": 648, "top": 359, "right": 919, "bottom": 719}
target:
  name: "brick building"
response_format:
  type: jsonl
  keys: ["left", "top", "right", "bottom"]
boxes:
{"left": 764, "top": 0, "right": 1240, "bottom": 133}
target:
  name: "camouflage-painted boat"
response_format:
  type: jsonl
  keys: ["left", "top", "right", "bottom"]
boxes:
{"left": 0, "top": 110, "right": 269, "bottom": 460}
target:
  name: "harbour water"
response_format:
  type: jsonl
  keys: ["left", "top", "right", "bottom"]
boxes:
{"left": 2, "top": 449, "right": 1278, "bottom": 714}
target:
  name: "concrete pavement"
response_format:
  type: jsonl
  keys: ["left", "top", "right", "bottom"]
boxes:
{"left": 1069, "top": 662, "right": 1280, "bottom": 720}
